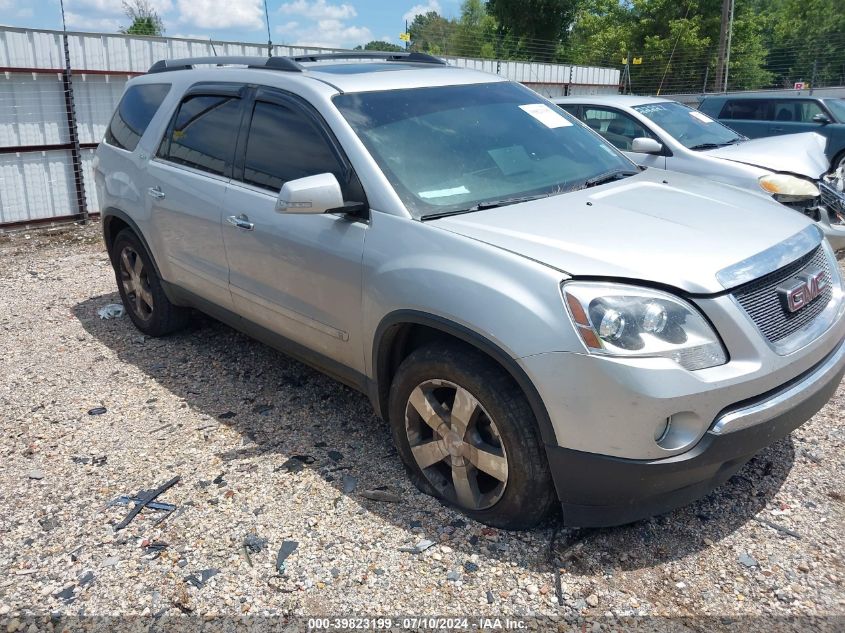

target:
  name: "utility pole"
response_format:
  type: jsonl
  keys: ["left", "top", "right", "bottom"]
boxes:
{"left": 714, "top": 0, "right": 734, "bottom": 92}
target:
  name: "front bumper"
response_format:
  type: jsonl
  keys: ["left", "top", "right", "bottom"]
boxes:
{"left": 817, "top": 181, "right": 845, "bottom": 249}
{"left": 545, "top": 338, "right": 845, "bottom": 527}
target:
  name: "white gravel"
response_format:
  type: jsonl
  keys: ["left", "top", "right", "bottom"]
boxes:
{"left": 0, "top": 223, "right": 843, "bottom": 630}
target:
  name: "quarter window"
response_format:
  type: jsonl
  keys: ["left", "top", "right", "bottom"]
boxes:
{"left": 242, "top": 100, "right": 346, "bottom": 193}
{"left": 158, "top": 95, "right": 242, "bottom": 176}
{"left": 104, "top": 83, "right": 170, "bottom": 151}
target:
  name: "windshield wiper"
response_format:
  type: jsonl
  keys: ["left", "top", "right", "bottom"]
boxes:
{"left": 420, "top": 193, "right": 552, "bottom": 220}
{"left": 688, "top": 138, "right": 743, "bottom": 150}
{"left": 578, "top": 169, "right": 639, "bottom": 189}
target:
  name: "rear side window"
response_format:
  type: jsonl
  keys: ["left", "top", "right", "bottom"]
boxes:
{"left": 104, "top": 83, "right": 170, "bottom": 151}
{"left": 719, "top": 99, "right": 769, "bottom": 120}
{"left": 158, "top": 95, "right": 242, "bottom": 176}
{"left": 242, "top": 100, "right": 346, "bottom": 192}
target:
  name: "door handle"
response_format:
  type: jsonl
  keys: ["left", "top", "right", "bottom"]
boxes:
{"left": 771, "top": 126, "right": 785, "bottom": 132}
{"left": 226, "top": 214, "right": 255, "bottom": 231}
{"left": 147, "top": 186, "right": 166, "bottom": 200}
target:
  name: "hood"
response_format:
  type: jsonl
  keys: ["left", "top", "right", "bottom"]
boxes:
{"left": 702, "top": 132, "right": 829, "bottom": 178}
{"left": 430, "top": 169, "right": 815, "bottom": 294}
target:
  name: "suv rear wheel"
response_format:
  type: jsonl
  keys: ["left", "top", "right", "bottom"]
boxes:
{"left": 111, "top": 228, "right": 189, "bottom": 336}
{"left": 388, "top": 344, "right": 556, "bottom": 529}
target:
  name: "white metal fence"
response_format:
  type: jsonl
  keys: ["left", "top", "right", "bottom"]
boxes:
{"left": 0, "top": 26, "right": 620, "bottom": 228}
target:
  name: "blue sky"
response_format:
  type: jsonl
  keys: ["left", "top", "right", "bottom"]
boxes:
{"left": 0, "top": 0, "right": 463, "bottom": 48}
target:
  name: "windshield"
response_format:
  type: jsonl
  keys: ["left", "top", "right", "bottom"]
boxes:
{"left": 633, "top": 101, "right": 743, "bottom": 150}
{"left": 334, "top": 82, "right": 635, "bottom": 218}
{"left": 824, "top": 99, "right": 845, "bottom": 122}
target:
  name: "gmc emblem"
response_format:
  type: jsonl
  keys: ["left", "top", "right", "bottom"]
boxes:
{"left": 778, "top": 267, "right": 827, "bottom": 313}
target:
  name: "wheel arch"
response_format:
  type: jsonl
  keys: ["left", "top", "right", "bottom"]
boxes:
{"left": 101, "top": 208, "right": 164, "bottom": 280}
{"left": 371, "top": 310, "right": 558, "bottom": 446}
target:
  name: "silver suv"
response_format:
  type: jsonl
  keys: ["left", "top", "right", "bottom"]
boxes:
{"left": 95, "top": 52, "right": 845, "bottom": 529}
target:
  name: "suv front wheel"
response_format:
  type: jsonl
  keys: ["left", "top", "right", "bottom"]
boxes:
{"left": 388, "top": 344, "right": 556, "bottom": 529}
{"left": 110, "top": 228, "right": 189, "bottom": 337}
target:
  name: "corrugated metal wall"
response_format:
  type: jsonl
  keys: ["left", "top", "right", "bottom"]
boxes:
{"left": 0, "top": 26, "right": 620, "bottom": 228}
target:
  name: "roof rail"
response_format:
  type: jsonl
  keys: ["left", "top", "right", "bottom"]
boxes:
{"left": 147, "top": 56, "right": 303, "bottom": 74}
{"left": 290, "top": 51, "right": 447, "bottom": 65}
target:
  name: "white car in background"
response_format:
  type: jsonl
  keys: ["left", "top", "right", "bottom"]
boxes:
{"left": 556, "top": 95, "right": 845, "bottom": 249}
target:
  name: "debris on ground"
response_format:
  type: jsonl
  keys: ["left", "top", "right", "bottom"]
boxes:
{"left": 27, "top": 469, "right": 44, "bottom": 480}
{"left": 738, "top": 552, "right": 759, "bottom": 568}
{"left": 342, "top": 474, "right": 357, "bottom": 493}
{"left": 244, "top": 534, "right": 268, "bottom": 554}
{"left": 276, "top": 455, "right": 315, "bottom": 473}
{"left": 112, "top": 475, "right": 180, "bottom": 531}
{"left": 359, "top": 489, "right": 402, "bottom": 503}
{"left": 184, "top": 569, "right": 219, "bottom": 589}
{"left": 276, "top": 541, "right": 298, "bottom": 574}
{"left": 398, "top": 539, "right": 435, "bottom": 554}
{"left": 87, "top": 407, "right": 107, "bottom": 416}
{"left": 96, "top": 304, "right": 125, "bottom": 319}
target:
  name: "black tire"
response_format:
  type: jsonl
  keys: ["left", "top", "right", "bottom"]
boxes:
{"left": 110, "top": 228, "right": 189, "bottom": 337}
{"left": 388, "top": 344, "right": 556, "bottom": 529}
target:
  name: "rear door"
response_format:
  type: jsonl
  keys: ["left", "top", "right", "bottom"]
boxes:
{"left": 147, "top": 84, "right": 246, "bottom": 309}
{"left": 221, "top": 87, "right": 368, "bottom": 373}
{"left": 715, "top": 99, "right": 771, "bottom": 137}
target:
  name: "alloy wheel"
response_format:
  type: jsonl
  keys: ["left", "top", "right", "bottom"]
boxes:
{"left": 404, "top": 379, "right": 508, "bottom": 510}
{"left": 118, "top": 245, "right": 154, "bottom": 320}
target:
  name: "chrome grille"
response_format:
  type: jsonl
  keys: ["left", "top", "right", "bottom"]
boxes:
{"left": 733, "top": 245, "right": 833, "bottom": 343}
{"left": 819, "top": 181, "right": 845, "bottom": 222}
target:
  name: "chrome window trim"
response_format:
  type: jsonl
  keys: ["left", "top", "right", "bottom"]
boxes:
{"left": 716, "top": 224, "right": 823, "bottom": 290}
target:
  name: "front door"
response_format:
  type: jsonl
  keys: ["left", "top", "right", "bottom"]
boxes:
{"left": 581, "top": 106, "right": 666, "bottom": 169}
{"left": 221, "top": 90, "right": 368, "bottom": 373}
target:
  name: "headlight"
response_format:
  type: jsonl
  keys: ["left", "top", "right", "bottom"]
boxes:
{"left": 759, "top": 174, "right": 819, "bottom": 202}
{"left": 562, "top": 282, "right": 727, "bottom": 371}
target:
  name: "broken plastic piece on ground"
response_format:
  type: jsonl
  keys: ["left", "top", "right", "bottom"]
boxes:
{"left": 342, "top": 474, "right": 357, "bottom": 493}
{"left": 276, "top": 540, "right": 298, "bottom": 574}
{"left": 244, "top": 534, "right": 268, "bottom": 554}
{"left": 97, "top": 303, "right": 125, "bottom": 319}
{"left": 108, "top": 495, "right": 175, "bottom": 513}
{"left": 184, "top": 568, "right": 219, "bottom": 589}
{"left": 398, "top": 539, "right": 435, "bottom": 554}
{"left": 87, "top": 407, "right": 107, "bottom": 416}
{"left": 359, "top": 489, "right": 402, "bottom": 503}
{"left": 113, "top": 475, "right": 180, "bottom": 531}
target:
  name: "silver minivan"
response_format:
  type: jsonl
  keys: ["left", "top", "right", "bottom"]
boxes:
{"left": 95, "top": 53, "right": 845, "bottom": 529}
{"left": 557, "top": 95, "right": 845, "bottom": 249}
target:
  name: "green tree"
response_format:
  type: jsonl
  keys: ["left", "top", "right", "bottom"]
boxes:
{"left": 486, "top": 0, "right": 580, "bottom": 60}
{"left": 408, "top": 11, "right": 456, "bottom": 54}
{"left": 357, "top": 40, "right": 404, "bottom": 52}
{"left": 569, "top": 0, "right": 772, "bottom": 93}
{"left": 120, "top": 0, "right": 164, "bottom": 37}
{"left": 450, "top": 0, "right": 498, "bottom": 57}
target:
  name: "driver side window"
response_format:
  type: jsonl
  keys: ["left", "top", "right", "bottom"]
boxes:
{"left": 582, "top": 107, "right": 653, "bottom": 151}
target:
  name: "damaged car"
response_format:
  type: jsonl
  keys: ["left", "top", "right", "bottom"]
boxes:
{"left": 97, "top": 54, "right": 845, "bottom": 529}
{"left": 556, "top": 95, "right": 845, "bottom": 249}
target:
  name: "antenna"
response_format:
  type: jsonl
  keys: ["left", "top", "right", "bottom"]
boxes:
{"left": 264, "top": 0, "right": 273, "bottom": 57}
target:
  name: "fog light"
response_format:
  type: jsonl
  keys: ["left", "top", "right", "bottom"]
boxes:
{"left": 654, "top": 417, "right": 671, "bottom": 442}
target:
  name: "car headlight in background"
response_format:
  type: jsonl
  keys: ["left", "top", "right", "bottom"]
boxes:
{"left": 562, "top": 282, "right": 727, "bottom": 371}
{"left": 758, "top": 173, "right": 820, "bottom": 203}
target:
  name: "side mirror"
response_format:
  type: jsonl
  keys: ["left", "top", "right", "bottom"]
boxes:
{"left": 276, "top": 173, "right": 344, "bottom": 214}
{"left": 812, "top": 113, "right": 831, "bottom": 125}
{"left": 631, "top": 137, "right": 664, "bottom": 155}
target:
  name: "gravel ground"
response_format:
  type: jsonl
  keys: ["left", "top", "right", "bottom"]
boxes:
{"left": 0, "top": 223, "right": 844, "bottom": 631}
